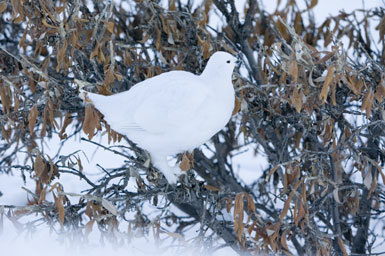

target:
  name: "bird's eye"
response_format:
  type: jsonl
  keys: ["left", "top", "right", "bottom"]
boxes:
{"left": 226, "top": 60, "right": 231, "bottom": 64}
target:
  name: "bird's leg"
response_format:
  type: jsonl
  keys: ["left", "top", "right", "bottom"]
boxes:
{"left": 150, "top": 154, "right": 181, "bottom": 185}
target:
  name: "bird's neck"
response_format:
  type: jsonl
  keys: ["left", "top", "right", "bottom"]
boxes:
{"left": 200, "top": 69, "right": 233, "bottom": 90}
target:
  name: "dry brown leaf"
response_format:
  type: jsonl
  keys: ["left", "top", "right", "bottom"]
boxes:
{"left": 338, "top": 237, "right": 348, "bottom": 256}
{"left": 41, "top": 105, "right": 48, "bottom": 138}
{"left": 360, "top": 88, "right": 374, "bottom": 118}
{"left": 202, "top": 38, "right": 211, "bottom": 60}
{"left": 280, "top": 191, "right": 294, "bottom": 222}
{"left": 203, "top": 185, "right": 220, "bottom": 192}
{"left": 83, "top": 105, "right": 99, "bottom": 140}
{"left": 294, "top": 201, "right": 305, "bottom": 226}
{"left": 276, "top": 18, "right": 289, "bottom": 40}
{"left": 246, "top": 193, "right": 256, "bottom": 214}
{"left": 34, "top": 154, "right": 46, "bottom": 178}
{"left": 0, "top": 83, "right": 11, "bottom": 114}
{"left": 232, "top": 97, "right": 241, "bottom": 116}
{"left": 179, "top": 153, "right": 191, "bottom": 171}
{"left": 225, "top": 197, "right": 232, "bottom": 213}
{"left": 168, "top": 0, "right": 176, "bottom": 11}
{"left": 374, "top": 79, "right": 385, "bottom": 103}
{"left": 1, "top": 124, "right": 11, "bottom": 144}
{"left": 376, "top": 165, "right": 385, "bottom": 186}
{"left": 331, "top": 82, "right": 337, "bottom": 106}
{"left": 266, "top": 165, "right": 279, "bottom": 182}
{"left": 48, "top": 99, "right": 58, "bottom": 129}
{"left": 75, "top": 155, "right": 83, "bottom": 172}
{"left": 280, "top": 230, "right": 290, "bottom": 253}
{"left": 19, "top": 28, "right": 27, "bottom": 48}
{"left": 234, "top": 193, "right": 245, "bottom": 242}
{"left": 247, "top": 220, "right": 257, "bottom": 235}
{"left": 0, "top": 1, "right": 7, "bottom": 13}
{"left": 105, "top": 21, "right": 114, "bottom": 34}
{"left": 288, "top": 60, "right": 299, "bottom": 83}
{"left": 294, "top": 132, "right": 302, "bottom": 149}
{"left": 57, "top": 197, "right": 65, "bottom": 225}
{"left": 28, "top": 105, "right": 38, "bottom": 136}
{"left": 316, "top": 51, "right": 334, "bottom": 64}
{"left": 85, "top": 202, "right": 93, "bottom": 219}
{"left": 307, "top": 0, "right": 318, "bottom": 10}
{"left": 90, "top": 43, "right": 99, "bottom": 60}
{"left": 53, "top": 192, "right": 65, "bottom": 225}
{"left": 84, "top": 219, "right": 95, "bottom": 237}
{"left": 294, "top": 13, "right": 302, "bottom": 34}
{"left": 291, "top": 86, "right": 303, "bottom": 113}
{"left": 280, "top": 179, "right": 302, "bottom": 221}
{"left": 376, "top": 15, "right": 385, "bottom": 40}
{"left": 319, "top": 65, "right": 335, "bottom": 103}
{"left": 59, "top": 112, "right": 73, "bottom": 140}
{"left": 42, "top": 18, "right": 58, "bottom": 29}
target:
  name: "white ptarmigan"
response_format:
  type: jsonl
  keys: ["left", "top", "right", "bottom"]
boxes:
{"left": 82, "top": 51, "right": 237, "bottom": 184}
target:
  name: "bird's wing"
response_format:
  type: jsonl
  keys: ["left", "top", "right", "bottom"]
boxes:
{"left": 88, "top": 71, "right": 210, "bottom": 135}
{"left": 123, "top": 71, "right": 209, "bottom": 134}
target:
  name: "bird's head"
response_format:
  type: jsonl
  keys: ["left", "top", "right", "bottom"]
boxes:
{"left": 200, "top": 51, "right": 237, "bottom": 80}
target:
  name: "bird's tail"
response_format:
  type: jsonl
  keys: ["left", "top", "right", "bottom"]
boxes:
{"left": 79, "top": 89, "right": 106, "bottom": 106}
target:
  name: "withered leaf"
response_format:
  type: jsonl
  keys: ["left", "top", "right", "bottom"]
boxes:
{"left": 376, "top": 15, "right": 385, "bottom": 40}
{"left": 179, "top": 152, "right": 193, "bottom": 171}
{"left": 40, "top": 105, "right": 48, "bottom": 137}
{"left": 280, "top": 230, "right": 290, "bottom": 253}
{"left": 53, "top": 193, "right": 65, "bottom": 225}
{"left": 234, "top": 193, "right": 245, "bottom": 242}
{"left": 82, "top": 105, "right": 100, "bottom": 140}
{"left": 280, "top": 190, "right": 294, "bottom": 222}
{"left": 361, "top": 88, "right": 374, "bottom": 118}
{"left": 280, "top": 179, "right": 302, "bottom": 221}
{"left": 288, "top": 61, "right": 299, "bottom": 83}
{"left": 307, "top": 0, "right": 318, "bottom": 10}
{"left": 0, "top": 83, "right": 11, "bottom": 114}
{"left": 232, "top": 97, "right": 241, "bottom": 116}
{"left": 291, "top": 86, "right": 303, "bottom": 113}
{"left": 28, "top": 105, "right": 38, "bottom": 136}
{"left": 85, "top": 202, "right": 93, "bottom": 219}
{"left": 19, "top": 28, "right": 27, "bottom": 48}
{"left": 203, "top": 185, "right": 220, "bottom": 192}
{"left": 266, "top": 165, "right": 279, "bottom": 182}
{"left": 338, "top": 237, "right": 348, "bottom": 256}
{"left": 246, "top": 193, "right": 256, "bottom": 215}
{"left": 225, "top": 197, "right": 232, "bottom": 213}
{"left": 0, "top": 1, "right": 7, "bottom": 14}
{"left": 276, "top": 19, "right": 289, "bottom": 40}
{"left": 319, "top": 65, "right": 335, "bottom": 103}
{"left": 294, "top": 201, "right": 305, "bottom": 226}
{"left": 84, "top": 219, "right": 95, "bottom": 237}
{"left": 90, "top": 43, "right": 99, "bottom": 60}
{"left": 374, "top": 79, "right": 385, "bottom": 103}
{"left": 105, "top": 21, "right": 114, "bottom": 34}
{"left": 59, "top": 112, "right": 73, "bottom": 140}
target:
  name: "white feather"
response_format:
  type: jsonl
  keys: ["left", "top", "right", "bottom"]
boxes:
{"left": 84, "top": 51, "right": 237, "bottom": 184}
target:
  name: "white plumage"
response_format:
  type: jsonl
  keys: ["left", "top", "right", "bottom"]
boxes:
{"left": 83, "top": 51, "right": 237, "bottom": 184}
